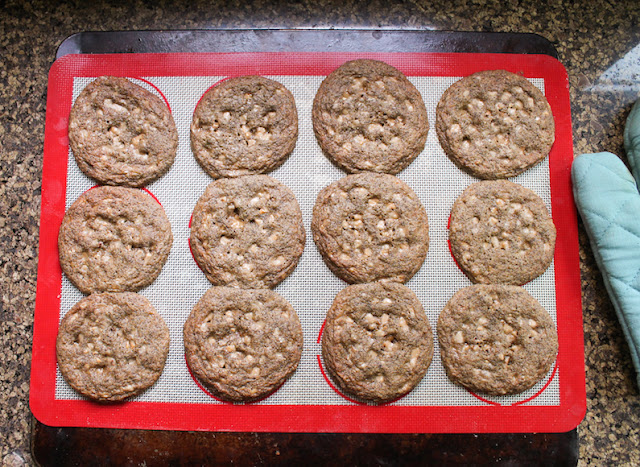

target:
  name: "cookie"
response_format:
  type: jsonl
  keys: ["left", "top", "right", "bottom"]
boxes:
{"left": 322, "top": 282, "right": 433, "bottom": 403}
{"left": 190, "top": 175, "right": 305, "bottom": 289}
{"left": 311, "top": 172, "right": 429, "bottom": 284}
{"left": 69, "top": 76, "right": 178, "bottom": 187}
{"left": 312, "top": 59, "right": 429, "bottom": 174}
{"left": 58, "top": 186, "right": 173, "bottom": 294}
{"left": 56, "top": 292, "right": 170, "bottom": 402}
{"left": 183, "top": 287, "right": 303, "bottom": 402}
{"left": 190, "top": 75, "right": 298, "bottom": 179}
{"left": 449, "top": 180, "right": 556, "bottom": 285}
{"left": 438, "top": 284, "right": 558, "bottom": 396}
{"left": 436, "top": 69, "right": 555, "bottom": 179}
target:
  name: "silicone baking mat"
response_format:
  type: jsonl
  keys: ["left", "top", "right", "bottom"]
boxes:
{"left": 31, "top": 52, "right": 585, "bottom": 433}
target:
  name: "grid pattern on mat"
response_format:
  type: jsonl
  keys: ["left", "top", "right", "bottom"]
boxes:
{"left": 55, "top": 73, "right": 559, "bottom": 407}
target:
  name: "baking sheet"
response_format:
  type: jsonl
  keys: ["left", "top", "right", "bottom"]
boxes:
{"left": 30, "top": 52, "right": 585, "bottom": 432}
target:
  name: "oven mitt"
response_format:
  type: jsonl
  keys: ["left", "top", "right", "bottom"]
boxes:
{"left": 571, "top": 100, "right": 640, "bottom": 388}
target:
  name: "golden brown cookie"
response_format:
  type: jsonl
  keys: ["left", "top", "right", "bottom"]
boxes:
{"left": 322, "top": 282, "right": 433, "bottom": 403}
{"left": 58, "top": 186, "right": 172, "bottom": 294}
{"left": 56, "top": 292, "right": 170, "bottom": 402}
{"left": 436, "top": 70, "right": 555, "bottom": 179}
{"left": 312, "top": 59, "right": 428, "bottom": 174}
{"left": 438, "top": 284, "right": 558, "bottom": 396}
{"left": 184, "top": 287, "right": 303, "bottom": 402}
{"left": 69, "top": 76, "right": 178, "bottom": 187}
{"left": 311, "top": 173, "right": 429, "bottom": 284}
{"left": 190, "top": 175, "right": 305, "bottom": 289}
{"left": 191, "top": 75, "right": 298, "bottom": 178}
{"left": 449, "top": 180, "right": 556, "bottom": 285}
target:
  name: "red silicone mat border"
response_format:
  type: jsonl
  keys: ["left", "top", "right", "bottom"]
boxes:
{"left": 30, "top": 52, "right": 585, "bottom": 433}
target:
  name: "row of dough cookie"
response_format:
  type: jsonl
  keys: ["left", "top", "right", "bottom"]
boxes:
{"left": 186, "top": 283, "right": 558, "bottom": 402}
{"left": 69, "top": 67, "right": 554, "bottom": 189}
{"left": 314, "top": 61, "right": 554, "bottom": 180}
{"left": 442, "top": 176, "right": 558, "bottom": 393}
{"left": 55, "top": 287, "right": 303, "bottom": 405}
{"left": 56, "top": 284, "right": 557, "bottom": 403}
{"left": 69, "top": 75, "right": 299, "bottom": 187}
{"left": 310, "top": 172, "right": 432, "bottom": 403}
{"left": 185, "top": 75, "right": 305, "bottom": 399}
{"left": 320, "top": 280, "right": 559, "bottom": 401}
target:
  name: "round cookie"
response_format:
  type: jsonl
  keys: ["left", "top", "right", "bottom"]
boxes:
{"left": 190, "top": 75, "right": 298, "bottom": 179}
{"left": 436, "top": 69, "right": 555, "bottom": 179}
{"left": 312, "top": 59, "right": 429, "bottom": 174}
{"left": 58, "top": 186, "right": 173, "bottom": 294}
{"left": 437, "top": 284, "right": 558, "bottom": 396}
{"left": 322, "top": 282, "right": 433, "bottom": 403}
{"left": 311, "top": 172, "right": 429, "bottom": 284}
{"left": 69, "top": 76, "right": 178, "bottom": 187}
{"left": 56, "top": 292, "right": 170, "bottom": 402}
{"left": 183, "top": 287, "right": 303, "bottom": 402}
{"left": 190, "top": 175, "right": 305, "bottom": 289}
{"left": 449, "top": 180, "right": 556, "bottom": 285}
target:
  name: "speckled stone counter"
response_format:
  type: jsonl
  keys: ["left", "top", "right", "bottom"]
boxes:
{"left": 1, "top": 1, "right": 639, "bottom": 465}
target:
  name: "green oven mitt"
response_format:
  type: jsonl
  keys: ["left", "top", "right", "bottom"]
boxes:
{"left": 571, "top": 100, "right": 640, "bottom": 388}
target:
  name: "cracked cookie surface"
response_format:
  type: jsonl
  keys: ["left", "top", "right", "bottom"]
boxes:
{"left": 438, "top": 284, "right": 558, "bottom": 396}
{"left": 183, "top": 287, "right": 303, "bottom": 402}
{"left": 69, "top": 76, "right": 178, "bottom": 187}
{"left": 191, "top": 75, "right": 298, "bottom": 178}
{"left": 312, "top": 59, "right": 428, "bottom": 174}
{"left": 58, "top": 186, "right": 173, "bottom": 294}
{"left": 190, "top": 175, "right": 305, "bottom": 289}
{"left": 56, "top": 292, "right": 170, "bottom": 402}
{"left": 311, "top": 173, "right": 428, "bottom": 284}
{"left": 449, "top": 180, "right": 556, "bottom": 285}
{"left": 322, "top": 282, "right": 433, "bottom": 403}
{"left": 436, "top": 70, "right": 555, "bottom": 179}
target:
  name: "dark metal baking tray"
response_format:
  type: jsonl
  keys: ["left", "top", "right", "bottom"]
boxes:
{"left": 56, "top": 28, "right": 558, "bottom": 58}
{"left": 34, "top": 28, "right": 576, "bottom": 466}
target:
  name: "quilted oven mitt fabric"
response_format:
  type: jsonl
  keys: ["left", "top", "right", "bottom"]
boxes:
{"left": 572, "top": 148, "right": 640, "bottom": 388}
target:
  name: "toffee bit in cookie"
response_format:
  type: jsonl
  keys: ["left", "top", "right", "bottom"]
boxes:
{"left": 69, "top": 76, "right": 178, "bottom": 187}
{"left": 311, "top": 172, "right": 428, "bottom": 284}
{"left": 436, "top": 70, "right": 555, "bottom": 179}
{"left": 322, "top": 282, "right": 433, "bottom": 403}
{"left": 312, "top": 59, "right": 429, "bottom": 174}
{"left": 190, "top": 175, "right": 305, "bottom": 289}
{"left": 58, "top": 186, "right": 173, "bottom": 294}
{"left": 56, "top": 292, "right": 170, "bottom": 402}
{"left": 183, "top": 287, "right": 303, "bottom": 402}
{"left": 449, "top": 180, "right": 556, "bottom": 285}
{"left": 437, "top": 284, "right": 558, "bottom": 396}
{"left": 191, "top": 75, "right": 298, "bottom": 179}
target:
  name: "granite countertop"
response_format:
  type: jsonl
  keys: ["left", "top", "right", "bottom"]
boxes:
{"left": 1, "top": 1, "right": 639, "bottom": 465}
